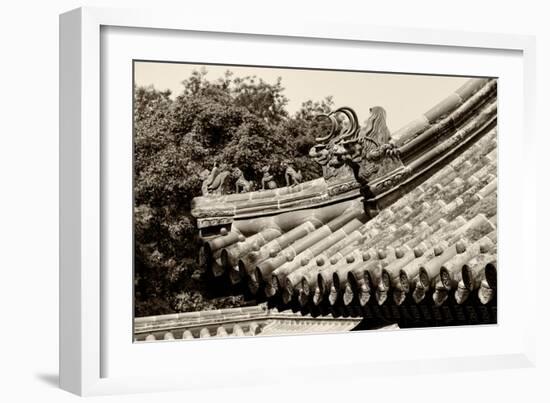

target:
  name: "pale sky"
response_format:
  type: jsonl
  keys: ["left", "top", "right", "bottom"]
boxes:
{"left": 134, "top": 61, "right": 472, "bottom": 133}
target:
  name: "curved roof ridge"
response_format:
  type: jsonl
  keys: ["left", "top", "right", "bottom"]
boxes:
{"left": 191, "top": 79, "right": 496, "bottom": 230}
{"left": 393, "top": 78, "right": 494, "bottom": 147}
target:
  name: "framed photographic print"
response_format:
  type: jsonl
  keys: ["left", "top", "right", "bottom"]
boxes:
{"left": 60, "top": 6, "right": 536, "bottom": 396}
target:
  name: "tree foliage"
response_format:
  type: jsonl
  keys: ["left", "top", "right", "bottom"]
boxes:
{"left": 134, "top": 69, "right": 333, "bottom": 316}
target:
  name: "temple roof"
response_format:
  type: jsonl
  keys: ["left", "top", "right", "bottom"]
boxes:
{"left": 191, "top": 78, "right": 495, "bottom": 234}
{"left": 135, "top": 304, "right": 361, "bottom": 341}
{"left": 159, "top": 77, "right": 499, "bottom": 332}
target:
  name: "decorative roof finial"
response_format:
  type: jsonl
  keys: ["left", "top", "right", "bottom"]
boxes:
{"left": 310, "top": 106, "right": 403, "bottom": 190}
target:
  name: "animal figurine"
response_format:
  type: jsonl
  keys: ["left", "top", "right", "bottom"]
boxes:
{"left": 233, "top": 167, "right": 253, "bottom": 193}
{"left": 202, "top": 162, "right": 232, "bottom": 195}
{"left": 283, "top": 161, "right": 302, "bottom": 187}
{"left": 261, "top": 165, "right": 277, "bottom": 190}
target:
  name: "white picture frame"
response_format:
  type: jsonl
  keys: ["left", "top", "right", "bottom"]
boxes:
{"left": 60, "top": 6, "right": 537, "bottom": 396}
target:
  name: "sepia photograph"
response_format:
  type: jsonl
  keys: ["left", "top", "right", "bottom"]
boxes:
{"left": 132, "top": 61, "right": 497, "bottom": 342}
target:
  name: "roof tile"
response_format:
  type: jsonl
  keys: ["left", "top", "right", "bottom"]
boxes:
{"left": 183, "top": 78, "right": 499, "bottom": 330}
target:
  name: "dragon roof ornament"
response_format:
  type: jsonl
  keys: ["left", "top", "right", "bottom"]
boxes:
{"left": 309, "top": 106, "right": 405, "bottom": 198}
